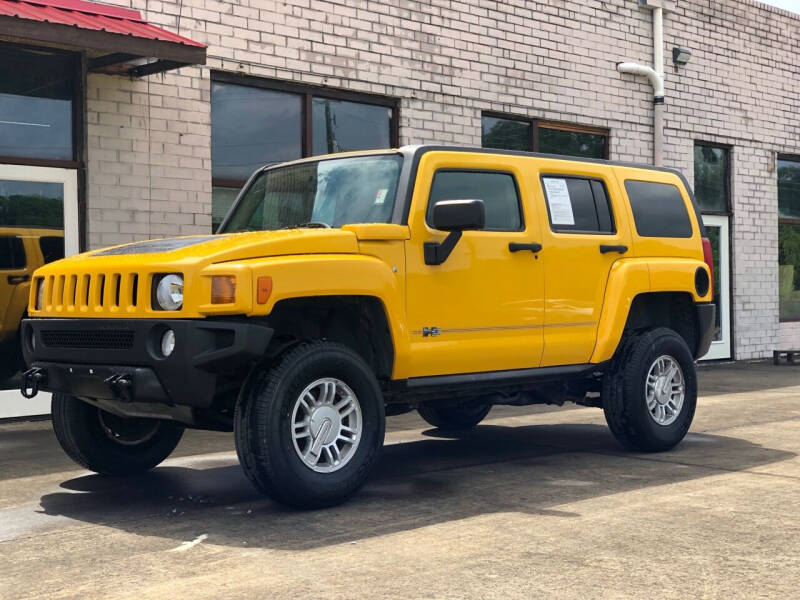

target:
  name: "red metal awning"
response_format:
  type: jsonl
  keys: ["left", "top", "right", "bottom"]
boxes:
{"left": 0, "top": 0, "right": 206, "bottom": 76}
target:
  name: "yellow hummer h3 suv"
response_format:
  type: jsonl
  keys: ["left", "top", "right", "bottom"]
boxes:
{"left": 21, "top": 146, "right": 715, "bottom": 508}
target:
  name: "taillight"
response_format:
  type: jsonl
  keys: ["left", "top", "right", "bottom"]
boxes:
{"left": 701, "top": 237, "right": 714, "bottom": 297}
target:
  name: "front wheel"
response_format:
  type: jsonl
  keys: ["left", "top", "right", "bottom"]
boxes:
{"left": 602, "top": 328, "right": 697, "bottom": 452}
{"left": 51, "top": 394, "right": 184, "bottom": 475}
{"left": 235, "top": 341, "right": 385, "bottom": 509}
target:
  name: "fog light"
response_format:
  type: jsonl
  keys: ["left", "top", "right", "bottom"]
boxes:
{"left": 161, "top": 329, "right": 176, "bottom": 357}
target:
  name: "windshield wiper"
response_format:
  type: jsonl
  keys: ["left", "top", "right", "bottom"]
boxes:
{"left": 281, "top": 222, "right": 332, "bottom": 230}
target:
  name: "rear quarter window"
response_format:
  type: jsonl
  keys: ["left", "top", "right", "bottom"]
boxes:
{"left": 625, "top": 180, "right": 693, "bottom": 238}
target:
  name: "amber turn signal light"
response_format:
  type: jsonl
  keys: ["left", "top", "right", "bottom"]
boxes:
{"left": 211, "top": 275, "right": 236, "bottom": 304}
{"left": 257, "top": 276, "right": 272, "bottom": 304}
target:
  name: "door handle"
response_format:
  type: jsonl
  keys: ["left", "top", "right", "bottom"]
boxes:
{"left": 599, "top": 245, "right": 628, "bottom": 254}
{"left": 508, "top": 242, "right": 542, "bottom": 254}
{"left": 7, "top": 274, "right": 30, "bottom": 284}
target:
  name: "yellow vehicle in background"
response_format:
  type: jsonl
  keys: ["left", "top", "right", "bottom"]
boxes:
{"left": 0, "top": 227, "right": 63, "bottom": 382}
{"left": 21, "top": 146, "right": 715, "bottom": 508}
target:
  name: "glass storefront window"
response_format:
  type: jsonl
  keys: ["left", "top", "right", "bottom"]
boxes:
{"left": 538, "top": 127, "right": 606, "bottom": 159}
{"left": 0, "top": 178, "right": 66, "bottom": 387}
{"left": 779, "top": 157, "right": 800, "bottom": 321}
{"left": 211, "top": 82, "right": 303, "bottom": 182}
{"left": 0, "top": 47, "right": 75, "bottom": 161}
{"left": 312, "top": 98, "right": 392, "bottom": 155}
{"left": 212, "top": 187, "right": 240, "bottom": 232}
{"left": 482, "top": 116, "right": 531, "bottom": 151}
{"left": 211, "top": 78, "right": 396, "bottom": 229}
{"left": 0, "top": 180, "right": 64, "bottom": 228}
{"left": 694, "top": 145, "right": 729, "bottom": 213}
{"left": 480, "top": 114, "right": 607, "bottom": 159}
{"left": 778, "top": 158, "right": 800, "bottom": 220}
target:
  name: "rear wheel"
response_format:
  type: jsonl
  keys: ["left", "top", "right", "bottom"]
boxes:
{"left": 51, "top": 394, "right": 184, "bottom": 475}
{"left": 235, "top": 341, "right": 385, "bottom": 509}
{"left": 417, "top": 402, "right": 492, "bottom": 430}
{"left": 602, "top": 328, "right": 697, "bottom": 452}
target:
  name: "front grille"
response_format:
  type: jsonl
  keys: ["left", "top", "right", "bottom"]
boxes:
{"left": 37, "top": 271, "right": 141, "bottom": 313}
{"left": 41, "top": 329, "right": 135, "bottom": 350}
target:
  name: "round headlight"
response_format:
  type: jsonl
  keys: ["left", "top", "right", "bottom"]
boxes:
{"left": 36, "top": 279, "right": 45, "bottom": 310}
{"left": 161, "top": 329, "right": 175, "bottom": 357}
{"left": 156, "top": 274, "right": 183, "bottom": 311}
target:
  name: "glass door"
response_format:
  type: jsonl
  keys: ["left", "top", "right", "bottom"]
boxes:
{"left": 0, "top": 165, "right": 78, "bottom": 418}
{"left": 701, "top": 215, "right": 731, "bottom": 360}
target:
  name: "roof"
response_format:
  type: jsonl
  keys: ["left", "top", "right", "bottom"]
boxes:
{"left": 0, "top": 0, "right": 206, "bottom": 75}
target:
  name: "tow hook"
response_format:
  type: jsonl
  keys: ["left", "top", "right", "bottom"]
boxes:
{"left": 104, "top": 373, "right": 133, "bottom": 401}
{"left": 21, "top": 367, "right": 47, "bottom": 399}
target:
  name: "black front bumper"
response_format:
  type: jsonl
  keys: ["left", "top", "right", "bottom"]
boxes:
{"left": 21, "top": 318, "right": 272, "bottom": 407}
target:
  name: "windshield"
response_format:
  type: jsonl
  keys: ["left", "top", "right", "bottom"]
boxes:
{"left": 219, "top": 154, "right": 403, "bottom": 232}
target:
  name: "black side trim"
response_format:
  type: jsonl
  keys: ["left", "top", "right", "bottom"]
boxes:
{"left": 396, "top": 363, "right": 603, "bottom": 395}
{"left": 695, "top": 302, "right": 716, "bottom": 359}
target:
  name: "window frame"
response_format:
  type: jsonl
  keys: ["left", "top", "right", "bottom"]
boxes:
{"left": 778, "top": 153, "right": 800, "bottom": 322}
{"left": 539, "top": 174, "right": 616, "bottom": 235}
{"left": 481, "top": 111, "right": 610, "bottom": 159}
{"left": 211, "top": 71, "right": 400, "bottom": 190}
{"left": 693, "top": 140, "right": 732, "bottom": 216}
{"left": 0, "top": 42, "right": 83, "bottom": 169}
{"left": 425, "top": 168, "right": 525, "bottom": 233}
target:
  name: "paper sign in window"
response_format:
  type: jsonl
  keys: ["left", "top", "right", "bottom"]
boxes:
{"left": 543, "top": 178, "right": 575, "bottom": 225}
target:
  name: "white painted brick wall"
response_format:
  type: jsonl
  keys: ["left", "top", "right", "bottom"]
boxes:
{"left": 85, "top": 0, "right": 800, "bottom": 359}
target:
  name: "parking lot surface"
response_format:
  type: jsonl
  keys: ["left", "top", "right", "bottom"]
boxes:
{"left": 2, "top": 361, "right": 800, "bottom": 599}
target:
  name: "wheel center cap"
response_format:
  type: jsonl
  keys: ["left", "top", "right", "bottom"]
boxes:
{"left": 309, "top": 406, "right": 341, "bottom": 445}
{"left": 655, "top": 376, "right": 671, "bottom": 404}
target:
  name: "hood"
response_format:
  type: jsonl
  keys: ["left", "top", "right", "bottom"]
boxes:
{"left": 68, "top": 229, "right": 362, "bottom": 267}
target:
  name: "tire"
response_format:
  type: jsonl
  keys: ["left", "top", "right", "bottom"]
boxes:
{"left": 234, "top": 341, "right": 385, "bottom": 509}
{"left": 51, "top": 394, "right": 185, "bottom": 475}
{"left": 602, "top": 327, "right": 697, "bottom": 452}
{"left": 417, "top": 401, "right": 492, "bottom": 430}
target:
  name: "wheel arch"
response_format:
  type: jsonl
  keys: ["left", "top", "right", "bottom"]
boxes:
{"left": 261, "top": 294, "right": 397, "bottom": 383}
{"left": 592, "top": 258, "right": 710, "bottom": 363}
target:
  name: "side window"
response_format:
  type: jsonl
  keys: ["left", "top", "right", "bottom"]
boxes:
{"left": 39, "top": 236, "right": 65, "bottom": 264}
{"left": 426, "top": 170, "right": 522, "bottom": 231}
{"left": 541, "top": 176, "right": 615, "bottom": 233}
{"left": 0, "top": 236, "right": 26, "bottom": 269}
{"left": 625, "top": 180, "right": 693, "bottom": 238}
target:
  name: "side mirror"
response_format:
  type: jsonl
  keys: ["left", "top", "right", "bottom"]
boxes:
{"left": 425, "top": 199, "right": 485, "bottom": 265}
{"left": 432, "top": 199, "right": 485, "bottom": 231}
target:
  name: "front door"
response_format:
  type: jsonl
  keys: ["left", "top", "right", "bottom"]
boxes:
{"left": 404, "top": 153, "right": 545, "bottom": 378}
{"left": 700, "top": 215, "right": 731, "bottom": 360}
{"left": 0, "top": 165, "right": 78, "bottom": 418}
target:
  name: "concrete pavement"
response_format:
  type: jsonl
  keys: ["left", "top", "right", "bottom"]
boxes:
{"left": 1, "top": 361, "right": 799, "bottom": 599}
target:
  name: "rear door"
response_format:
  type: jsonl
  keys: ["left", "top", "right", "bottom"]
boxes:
{"left": 534, "top": 163, "right": 633, "bottom": 366}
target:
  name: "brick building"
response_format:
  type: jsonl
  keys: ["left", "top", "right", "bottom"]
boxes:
{"left": 1, "top": 0, "right": 799, "bottom": 419}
